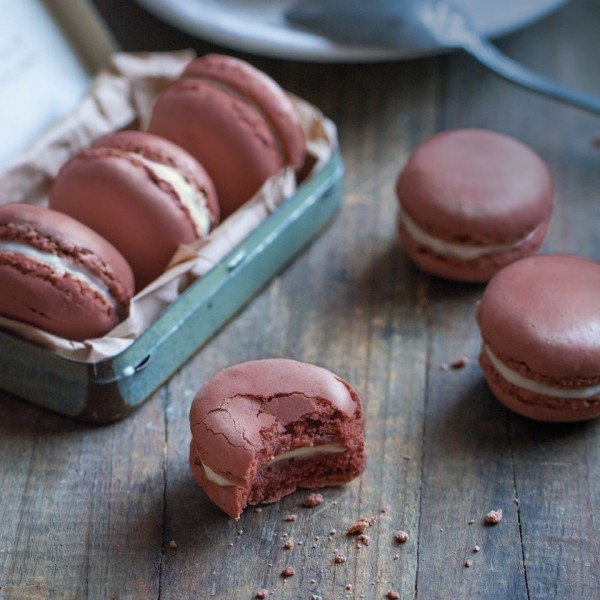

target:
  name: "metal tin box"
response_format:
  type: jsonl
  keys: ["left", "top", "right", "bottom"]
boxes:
{"left": 0, "top": 0, "right": 344, "bottom": 422}
{"left": 0, "top": 153, "right": 343, "bottom": 422}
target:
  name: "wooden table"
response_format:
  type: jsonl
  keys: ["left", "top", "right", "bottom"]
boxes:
{"left": 2, "top": 1, "right": 599, "bottom": 598}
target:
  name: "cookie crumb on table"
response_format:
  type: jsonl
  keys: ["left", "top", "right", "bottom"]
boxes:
{"left": 281, "top": 566, "right": 295, "bottom": 578}
{"left": 484, "top": 509, "right": 503, "bottom": 525}
{"left": 473, "top": 545, "right": 481, "bottom": 553}
{"left": 451, "top": 356, "right": 469, "bottom": 369}
{"left": 346, "top": 516, "right": 377, "bottom": 535}
{"left": 303, "top": 492, "right": 324, "bottom": 508}
{"left": 464, "top": 559, "right": 473, "bottom": 568}
{"left": 394, "top": 530, "right": 409, "bottom": 544}
{"left": 358, "top": 533, "right": 371, "bottom": 546}
{"left": 284, "top": 514, "right": 298, "bottom": 522}
{"left": 283, "top": 540, "right": 294, "bottom": 550}
{"left": 168, "top": 540, "right": 177, "bottom": 549}
{"left": 255, "top": 589, "right": 268, "bottom": 599}
{"left": 334, "top": 553, "right": 347, "bottom": 564}
{"left": 387, "top": 591, "right": 400, "bottom": 599}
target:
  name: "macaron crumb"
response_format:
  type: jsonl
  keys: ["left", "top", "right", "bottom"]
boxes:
{"left": 394, "top": 530, "right": 409, "bottom": 544}
{"left": 303, "top": 492, "right": 324, "bottom": 508}
{"left": 255, "top": 589, "right": 268, "bottom": 599}
{"left": 464, "top": 559, "right": 473, "bottom": 568}
{"left": 284, "top": 514, "right": 298, "bottom": 522}
{"left": 281, "top": 566, "right": 295, "bottom": 578}
{"left": 168, "top": 540, "right": 177, "bottom": 549}
{"left": 451, "top": 356, "right": 469, "bottom": 369}
{"left": 334, "top": 553, "right": 347, "bottom": 564}
{"left": 484, "top": 509, "right": 503, "bottom": 525}
{"left": 357, "top": 534, "right": 371, "bottom": 546}
{"left": 283, "top": 540, "right": 294, "bottom": 550}
{"left": 387, "top": 591, "right": 400, "bottom": 599}
{"left": 346, "top": 516, "right": 377, "bottom": 536}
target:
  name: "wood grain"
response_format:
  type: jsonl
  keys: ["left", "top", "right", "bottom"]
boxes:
{"left": 1, "top": 0, "right": 599, "bottom": 598}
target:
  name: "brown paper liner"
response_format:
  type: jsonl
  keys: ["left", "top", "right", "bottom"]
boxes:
{"left": 0, "top": 51, "right": 337, "bottom": 363}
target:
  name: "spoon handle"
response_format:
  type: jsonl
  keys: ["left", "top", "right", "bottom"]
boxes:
{"left": 460, "top": 34, "right": 600, "bottom": 116}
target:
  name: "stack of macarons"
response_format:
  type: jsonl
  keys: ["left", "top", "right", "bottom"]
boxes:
{"left": 395, "top": 127, "right": 599, "bottom": 422}
{"left": 0, "top": 54, "right": 308, "bottom": 341}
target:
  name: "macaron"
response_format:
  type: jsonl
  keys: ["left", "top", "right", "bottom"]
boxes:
{"left": 395, "top": 128, "right": 553, "bottom": 282}
{"left": 48, "top": 130, "right": 219, "bottom": 291}
{"left": 189, "top": 358, "right": 366, "bottom": 519}
{"left": 0, "top": 203, "right": 134, "bottom": 341}
{"left": 147, "top": 54, "right": 307, "bottom": 219}
{"left": 477, "top": 255, "right": 600, "bottom": 422}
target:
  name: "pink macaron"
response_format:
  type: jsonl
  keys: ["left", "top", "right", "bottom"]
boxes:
{"left": 147, "top": 54, "right": 307, "bottom": 219}
{"left": 49, "top": 130, "right": 219, "bottom": 291}
{"left": 477, "top": 255, "right": 600, "bottom": 422}
{"left": 0, "top": 203, "right": 134, "bottom": 341}
{"left": 396, "top": 128, "right": 553, "bottom": 282}
{"left": 189, "top": 359, "right": 365, "bottom": 519}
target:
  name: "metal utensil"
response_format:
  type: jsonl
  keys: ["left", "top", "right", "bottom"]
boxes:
{"left": 286, "top": 0, "right": 600, "bottom": 115}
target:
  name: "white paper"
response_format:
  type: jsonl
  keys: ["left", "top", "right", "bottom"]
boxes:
{"left": 0, "top": 0, "right": 91, "bottom": 169}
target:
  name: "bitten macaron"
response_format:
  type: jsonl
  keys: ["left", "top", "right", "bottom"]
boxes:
{"left": 396, "top": 128, "right": 553, "bottom": 282}
{"left": 189, "top": 358, "right": 366, "bottom": 519}
{"left": 477, "top": 255, "right": 600, "bottom": 422}
{"left": 148, "top": 54, "right": 307, "bottom": 219}
{"left": 49, "top": 130, "right": 219, "bottom": 291}
{"left": 0, "top": 203, "right": 134, "bottom": 341}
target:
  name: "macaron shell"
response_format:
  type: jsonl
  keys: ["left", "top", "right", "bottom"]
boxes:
{"left": 0, "top": 204, "right": 134, "bottom": 340}
{"left": 91, "top": 130, "right": 220, "bottom": 226}
{"left": 0, "top": 258, "right": 122, "bottom": 340}
{"left": 49, "top": 149, "right": 203, "bottom": 290}
{"left": 396, "top": 128, "right": 553, "bottom": 245}
{"left": 398, "top": 215, "right": 550, "bottom": 282}
{"left": 148, "top": 79, "right": 284, "bottom": 218}
{"left": 477, "top": 255, "right": 600, "bottom": 380}
{"left": 182, "top": 54, "right": 306, "bottom": 168}
{"left": 479, "top": 346, "right": 600, "bottom": 422}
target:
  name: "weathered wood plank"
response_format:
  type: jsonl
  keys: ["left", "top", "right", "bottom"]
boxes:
{"left": 0, "top": 1, "right": 598, "bottom": 599}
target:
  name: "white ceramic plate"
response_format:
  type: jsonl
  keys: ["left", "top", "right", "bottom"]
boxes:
{"left": 133, "top": 0, "right": 568, "bottom": 62}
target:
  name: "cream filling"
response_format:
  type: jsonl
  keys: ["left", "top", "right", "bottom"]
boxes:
{"left": 485, "top": 345, "right": 600, "bottom": 399}
{"left": 199, "top": 443, "right": 347, "bottom": 488}
{"left": 399, "top": 205, "right": 539, "bottom": 260}
{"left": 0, "top": 241, "right": 116, "bottom": 308}
{"left": 133, "top": 154, "right": 211, "bottom": 237}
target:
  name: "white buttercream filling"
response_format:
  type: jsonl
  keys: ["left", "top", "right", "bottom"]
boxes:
{"left": 200, "top": 443, "right": 348, "bottom": 488}
{"left": 133, "top": 154, "right": 211, "bottom": 237}
{"left": 485, "top": 345, "right": 600, "bottom": 399}
{"left": 0, "top": 241, "right": 116, "bottom": 308}
{"left": 399, "top": 206, "right": 539, "bottom": 260}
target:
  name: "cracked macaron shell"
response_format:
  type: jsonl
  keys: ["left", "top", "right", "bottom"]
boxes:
{"left": 477, "top": 255, "right": 600, "bottom": 382}
{"left": 0, "top": 203, "right": 134, "bottom": 341}
{"left": 49, "top": 131, "right": 219, "bottom": 291}
{"left": 147, "top": 53, "right": 307, "bottom": 219}
{"left": 396, "top": 128, "right": 552, "bottom": 280}
{"left": 189, "top": 358, "right": 363, "bottom": 491}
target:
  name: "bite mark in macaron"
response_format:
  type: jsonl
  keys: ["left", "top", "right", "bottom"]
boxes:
{"left": 189, "top": 358, "right": 365, "bottom": 519}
